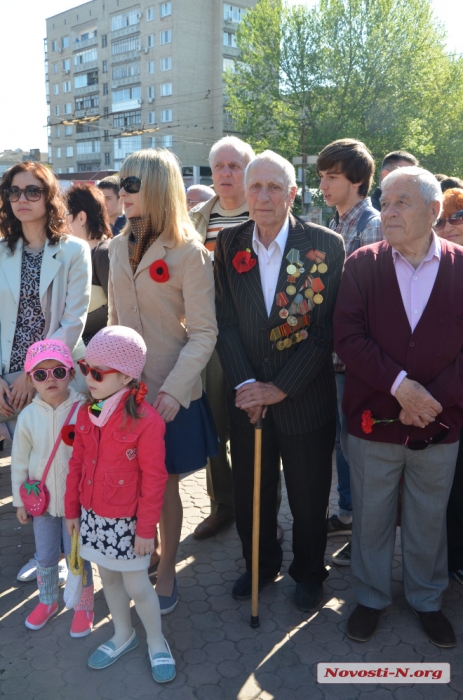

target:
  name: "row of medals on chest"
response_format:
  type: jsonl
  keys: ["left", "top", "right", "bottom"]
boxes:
{"left": 271, "top": 248, "right": 327, "bottom": 351}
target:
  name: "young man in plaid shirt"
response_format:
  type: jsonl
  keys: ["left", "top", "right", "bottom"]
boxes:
{"left": 317, "top": 139, "right": 382, "bottom": 564}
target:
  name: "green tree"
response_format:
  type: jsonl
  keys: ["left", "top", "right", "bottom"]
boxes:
{"left": 225, "top": 0, "right": 463, "bottom": 175}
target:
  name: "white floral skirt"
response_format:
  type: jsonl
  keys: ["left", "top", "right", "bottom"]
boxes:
{"left": 79, "top": 507, "right": 149, "bottom": 572}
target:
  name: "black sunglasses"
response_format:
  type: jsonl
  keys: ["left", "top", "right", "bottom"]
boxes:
{"left": 5, "top": 186, "right": 46, "bottom": 203}
{"left": 405, "top": 422, "right": 449, "bottom": 451}
{"left": 435, "top": 210, "right": 463, "bottom": 231}
{"left": 120, "top": 176, "right": 142, "bottom": 194}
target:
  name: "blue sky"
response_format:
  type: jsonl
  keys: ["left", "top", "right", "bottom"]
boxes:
{"left": 0, "top": 0, "right": 461, "bottom": 154}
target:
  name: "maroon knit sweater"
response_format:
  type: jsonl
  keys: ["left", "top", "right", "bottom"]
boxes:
{"left": 334, "top": 238, "right": 463, "bottom": 444}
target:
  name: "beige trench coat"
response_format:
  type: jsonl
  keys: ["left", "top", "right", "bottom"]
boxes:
{"left": 108, "top": 231, "right": 217, "bottom": 408}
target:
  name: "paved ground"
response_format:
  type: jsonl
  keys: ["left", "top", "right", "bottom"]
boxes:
{"left": 1, "top": 438, "right": 463, "bottom": 700}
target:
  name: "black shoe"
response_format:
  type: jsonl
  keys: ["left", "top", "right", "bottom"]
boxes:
{"left": 295, "top": 582, "right": 323, "bottom": 612}
{"left": 347, "top": 604, "right": 384, "bottom": 641}
{"left": 232, "top": 571, "right": 278, "bottom": 601}
{"left": 327, "top": 514, "right": 352, "bottom": 537}
{"left": 411, "top": 608, "right": 456, "bottom": 648}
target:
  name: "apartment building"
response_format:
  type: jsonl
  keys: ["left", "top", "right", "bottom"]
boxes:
{"left": 45, "top": 0, "right": 257, "bottom": 180}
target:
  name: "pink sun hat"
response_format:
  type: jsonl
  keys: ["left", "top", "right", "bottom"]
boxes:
{"left": 24, "top": 340, "right": 74, "bottom": 374}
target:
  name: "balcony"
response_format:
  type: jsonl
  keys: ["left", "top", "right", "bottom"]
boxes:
{"left": 76, "top": 129, "right": 100, "bottom": 140}
{"left": 76, "top": 151, "right": 101, "bottom": 162}
{"left": 75, "top": 84, "right": 99, "bottom": 96}
{"left": 111, "top": 50, "right": 140, "bottom": 64}
{"left": 74, "top": 36, "right": 98, "bottom": 51}
{"left": 74, "top": 59, "right": 99, "bottom": 73}
{"left": 223, "top": 45, "right": 240, "bottom": 58}
{"left": 112, "top": 98, "right": 141, "bottom": 113}
{"left": 112, "top": 76, "right": 141, "bottom": 89}
{"left": 74, "top": 107, "right": 100, "bottom": 118}
{"left": 111, "top": 25, "right": 140, "bottom": 40}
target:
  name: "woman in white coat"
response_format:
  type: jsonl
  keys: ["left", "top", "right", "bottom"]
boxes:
{"left": 0, "top": 162, "right": 91, "bottom": 431}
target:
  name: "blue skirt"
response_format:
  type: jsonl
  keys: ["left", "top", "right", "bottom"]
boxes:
{"left": 164, "top": 392, "right": 218, "bottom": 474}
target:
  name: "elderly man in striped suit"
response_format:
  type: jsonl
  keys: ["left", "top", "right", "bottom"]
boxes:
{"left": 214, "top": 151, "right": 345, "bottom": 611}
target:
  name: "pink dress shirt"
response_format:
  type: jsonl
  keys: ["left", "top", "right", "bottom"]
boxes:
{"left": 390, "top": 232, "right": 441, "bottom": 394}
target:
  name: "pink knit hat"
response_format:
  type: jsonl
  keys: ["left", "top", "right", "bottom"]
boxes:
{"left": 25, "top": 339, "right": 74, "bottom": 373}
{"left": 85, "top": 326, "right": 147, "bottom": 379}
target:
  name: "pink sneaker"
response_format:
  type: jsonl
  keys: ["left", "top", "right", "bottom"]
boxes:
{"left": 70, "top": 610, "right": 94, "bottom": 638}
{"left": 25, "top": 602, "right": 58, "bottom": 630}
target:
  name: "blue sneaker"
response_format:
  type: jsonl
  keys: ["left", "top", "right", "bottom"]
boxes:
{"left": 149, "top": 638, "right": 176, "bottom": 683}
{"left": 449, "top": 569, "right": 463, "bottom": 586}
{"left": 88, "top": 629, "right": 138, "bottom": 669}
{"left": 157, "top": 578, "right": 178, "bottom": 616}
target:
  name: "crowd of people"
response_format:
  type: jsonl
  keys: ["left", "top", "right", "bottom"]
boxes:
{"left": 3, "top": 134, "right": 463, "bottom": 685}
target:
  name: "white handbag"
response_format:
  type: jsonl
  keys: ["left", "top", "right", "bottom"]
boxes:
{"left": 64, "top": 530, "right": 87, "bottom": 609}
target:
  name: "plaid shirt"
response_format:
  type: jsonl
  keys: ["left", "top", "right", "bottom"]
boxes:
{"left": 330, "top": 197, "right": 383, "bottom": 372}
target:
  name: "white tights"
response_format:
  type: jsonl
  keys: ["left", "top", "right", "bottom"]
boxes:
{"left": 98, "top": 566, "right": 165, "bottom": 655}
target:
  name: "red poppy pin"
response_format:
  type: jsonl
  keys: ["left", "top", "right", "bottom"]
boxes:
{"left": 150, "top": 260, "right": 170, "bottom": 283}
{"left": 232, "top": 248, "right": 257, "bottom": 273}
{"left": 61, "top": 424, "right": 76, "bottom": 446}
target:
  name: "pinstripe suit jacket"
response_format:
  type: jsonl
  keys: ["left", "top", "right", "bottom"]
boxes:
{"left": 214, "top": 214, "right": 345, "bottom": 435}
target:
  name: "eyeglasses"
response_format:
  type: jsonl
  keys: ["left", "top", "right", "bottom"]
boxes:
{"left": 30, "top": 367, "right": 71, "bottom": 382}
{"left": 78, "top": 360, "right": 119, "bottom": 382}
{"left": 120, "top": 176, "right": 142, "bottom": 194}
{"left": 434, "top": 210, "right": 463, "bottom": 231}
{"left": 5, "top": 186, "right": 46, "bottom": 203}
{"left": 405, "top": 421, "right": 449, "bottom": 450}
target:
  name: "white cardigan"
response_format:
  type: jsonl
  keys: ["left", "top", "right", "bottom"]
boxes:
{"left": 0, "top": 236, "right": 91, "bottom": 375}
{"left": 11, "top": 388, "right": 85, "bottom": 517}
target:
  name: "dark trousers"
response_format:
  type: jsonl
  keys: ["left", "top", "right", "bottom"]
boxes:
{"left": 447, "top": 429, "right": 463, "bottom": 572}
{"left": 230, "top": 411, "right": 335, "bottom": 583}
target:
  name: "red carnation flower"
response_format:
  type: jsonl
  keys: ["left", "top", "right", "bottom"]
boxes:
{"left": 150, "top": 260, "right": 170, "bottom": 283}
{"left": 361, "top": 410, "right": 375, "bottom": 434}
{"left": 232, "top": 249, "right": 257, "bottom": 273}
{"left": 61, "top": 424, "right": 76, "bottom": 446}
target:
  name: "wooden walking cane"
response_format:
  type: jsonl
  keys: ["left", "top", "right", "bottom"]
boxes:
{"left": 250, "top": 413, "right": 263, "bottom": 629}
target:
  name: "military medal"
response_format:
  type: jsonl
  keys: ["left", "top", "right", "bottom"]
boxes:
{"left": 287, "top": 315, "right": 297, "bottom": 327}
{"left": 286, "top": 264, "right": 297, "bottom": 275}
{"left": 305, "top": 288, "right": 314, "bottom": 299}
{"left": 310, "top": 264, "right": 317, "bottom": 274}
{"left": 276, "top": 340, "right": 285, "bottom": 350}
{"left": 294, "top": 293, "right": 303, "bottom": 304}
{"left": 311, "top": 277, "right": 325, "bottom": 293}
{"left": 313, "top": 293, "right": 323, "bottom": 304}
{"left": 279, "top": 308, "right": 289, "bottom": 319}
{"left": 284, "top": 338, "right": 292, "bottom": 349}
{"left": 318, "top": 262, "right": 328, "bottom": 274}
{"left": 276, "top": 292, "right": 289, "bottom": 307}
{"left": 286, "top": 285, "right": 296, "bottom": 296}
{"left": 300, "top": 329, "right": 308, "bottom": 339}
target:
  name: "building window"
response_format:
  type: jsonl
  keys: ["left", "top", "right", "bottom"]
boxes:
{"left": 66, "top": 167, "right": 74, "bottom": 173}
{"left": 56, "top": 147, "right": 62, "bottom": 158}
{"left": 146, "top": 7, "right": 154, "bottom": 21}
{"left": 75, "top": 94, "right": 99, "bottom": 110}
{"left": 74, "top": 48, "right": 98, "bottom": 66}
{"left": 55, "top": 126, "right": 61, "bottom": 138}
{"left": 66, "top": 146, "right": 73, "bottom": 157}
{"left": 149, "top": 136, "right": 156, "bottom": 148}
{"left": 111, "top": 37, "right": 140, "bottom": 55}
{"left": 56, "top": 168, "right": 63, "bottom": 174}
{"left": 53, "top": 63, "right": 58, "bottom": 74}
{"left": 104, "top": 106, "right": 109, "bottom": 116}
{"left": 104, "top": 130, "right": 109, "bottom": 141}
{"left": 77, "top": 163, "right": 98, "bottom": 172}
{"left": 162, "top": 135, "right": 172, "bottom": 147}
{"left": 74, "top": 71, "right": 98, "bottom": 88}
{"left": 111, "top": 10, "right": 140, "bottom": 31}
{"left": 223, "top": 58, "right": 235, "bottom": 72}
{"left": 64, "top": 102, "right": 72, "bottom": 114}
{"left": 113, "top": 86, "right": 141, "bottom": 103}
{"left": 62, "top": 59, "right": 70, "bottom": 71}
{"left": 63, "top": 81, "right": 71, "bottom": 92}
{"left": 113, "top": 136, "right": 142, "bottom": 168}
{"left": 160, "top": 30, "right": 172, "bottom": 45}
{"left": 102, "top": 34, "right": 107, "bottom": 48}
{"left": 104, "top": 152, "right": 110, "bottom": 165}
{"left": 148, "top": 86, "right": 155, "bottom": 99}
{"left": 54, "top": 105, "right": 60, "bottom": 116}
{"left": 113, "top": 110, "right": 141, "bottom": 127}
{"left": 147, "top": 35, "right": 155, "bottom": 48}
{"left": 76, "top": 123, "right": 98, "bottom": 133}
{"left": 77, "top": 140, "right": 101, "bottom": 155}
{"left": 103, "top": 83, "right": 108, "bottom": 95}
{"left": 53, "top": 84, "right": 59, "bottom": 95}
{"left": 52, "top": 40, "right": 58, "bottom": 52}
{"left": 161, "top": 56, "right": 172, "bottom": 71}
{"left": 224, "top": 5, "right": 246, "bottom": 22}
{"left": 112, "top": 63, "right": 140, "bottom": 79}
{"left": 102, "top": 60, "right": 108, "bottom": 73}
{"left": 223, "top": 31, "right": 237, "bottom": 48}
{"left": 161, "top": 3, "right": 172, "bottom": 17}
{"left": 160, "top": 83, "right": 172, "bottom": 97}
{"left": 161, "top": 108, "right": 172, "bottom": 122}
{"left": 148, "top": 60, "right": 155, "bottom": 74}
{"left": 62, "top": 36, "right": 69, "bottom": 49}
{"left": 149, "top": 111, "right": 155, "bottom": 124}
{"left": 65, "top": 125, "right": 72, "bottom": 136}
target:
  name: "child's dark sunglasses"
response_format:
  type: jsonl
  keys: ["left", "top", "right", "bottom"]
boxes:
{"left": 5, "top": 186, "right": 46, "bottom": 202}
{"left": 405, "top": 422, "right": 449, "bottom": 451}
{"left": 120, "top": 176, "right": 142, "bottom": 194}
{"left": 434, "top": 210, "right": 463, "bottom": 231}
{"left": 30, "top": 367, "right": 71, "bottom": 382}
{"left": 78, "top": 360, "right": 119, "bottom": 382}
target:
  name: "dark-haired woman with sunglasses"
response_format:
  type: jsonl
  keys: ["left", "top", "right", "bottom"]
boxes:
{"left": 108, "top": 149, "right": 218, "bottom": 614}
{"left": 0, "top": 162, "right": 91, "bottom": 434}
{"left": 66, "top": 183, "right": 113, "bottom": 344}
{"left": 436, "top": 187, "right": 463, "bottom": 590}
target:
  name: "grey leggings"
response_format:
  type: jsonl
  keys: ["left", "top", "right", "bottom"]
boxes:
{"left": 33, "top": 512, "right": 93, "bottom": 585}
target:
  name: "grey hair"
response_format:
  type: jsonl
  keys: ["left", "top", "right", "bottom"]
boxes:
{"left": 186, "top": 184, "right": 215, "bottom": 199}
{"left": 381, "top": 166, "right": 443, "bottom": 217}
{"left": 208, "top": 136, "right": 255, "bottom": 168}
{"left": 244, "top": 150, "right": 297, "bottom": 192}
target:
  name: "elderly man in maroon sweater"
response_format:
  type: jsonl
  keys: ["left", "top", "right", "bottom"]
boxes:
{"left": 334, "top": 166, "right": 463, "bottom": 648}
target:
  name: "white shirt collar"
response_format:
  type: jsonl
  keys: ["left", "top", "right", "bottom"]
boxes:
{"left": 251, "top": 217, "right": 290, "bottom": 256}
